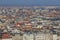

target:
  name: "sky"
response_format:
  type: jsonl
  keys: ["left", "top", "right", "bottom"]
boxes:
{"left": 0, "top": 0, "right": 60, "bottom": 6}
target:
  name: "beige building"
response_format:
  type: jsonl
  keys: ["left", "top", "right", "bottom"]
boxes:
{"left": 58, "top": 36, "right": 60, "bottom": 40}
{"left": 23, "top": 32, "right": 53, "bottom": 40}
{"left": 12, "top": 34, "right": 23, "bottom": 40}
{"left": 35, "top": 32, "right": 53, "bottom": 40}
{"left": 23, "top": 33, "right": 34, "bottom": 40}
{"left": 2, "top": 38, "right": 12, "bottom": 40}
{"left": 53, "top": 34, "right": 58, "bottom": 40}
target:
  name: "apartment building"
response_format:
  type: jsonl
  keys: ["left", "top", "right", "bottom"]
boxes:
{"left": 35, "top": 32, "right": 53, "bottom": 40}
{"left": 23, "top": 33, "right": 34, "bottom": 40}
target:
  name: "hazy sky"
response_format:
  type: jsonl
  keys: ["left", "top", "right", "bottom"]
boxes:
{"left": 0, "top": 0, "right": 60, "bottom": 6}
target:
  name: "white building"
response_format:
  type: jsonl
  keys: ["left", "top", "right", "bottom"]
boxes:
{"left": 12, "top": 34, "right": 23, "bottom": 40}
{"left": 35, "top": 32, "right": 53, "bottom": 40}
{"left": 11, "top": 29, "right": 20, "bottom": 33}
{"left": 23, "top": 33, "right": 34, "bottom": 40}
{"left": 58, "top": 36, "right": 60, "bottom": 40}
{"left": 23, "top": 32, "right": 53, "bottom": 40}
{"left": 37, "top": 25, "right": 43, "bottom": 28}
{"left": 2, "top": 38, "right": 12, "bottom": 40}
{"left": 53, "top": 34, "right": 58, "bottom": 40}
